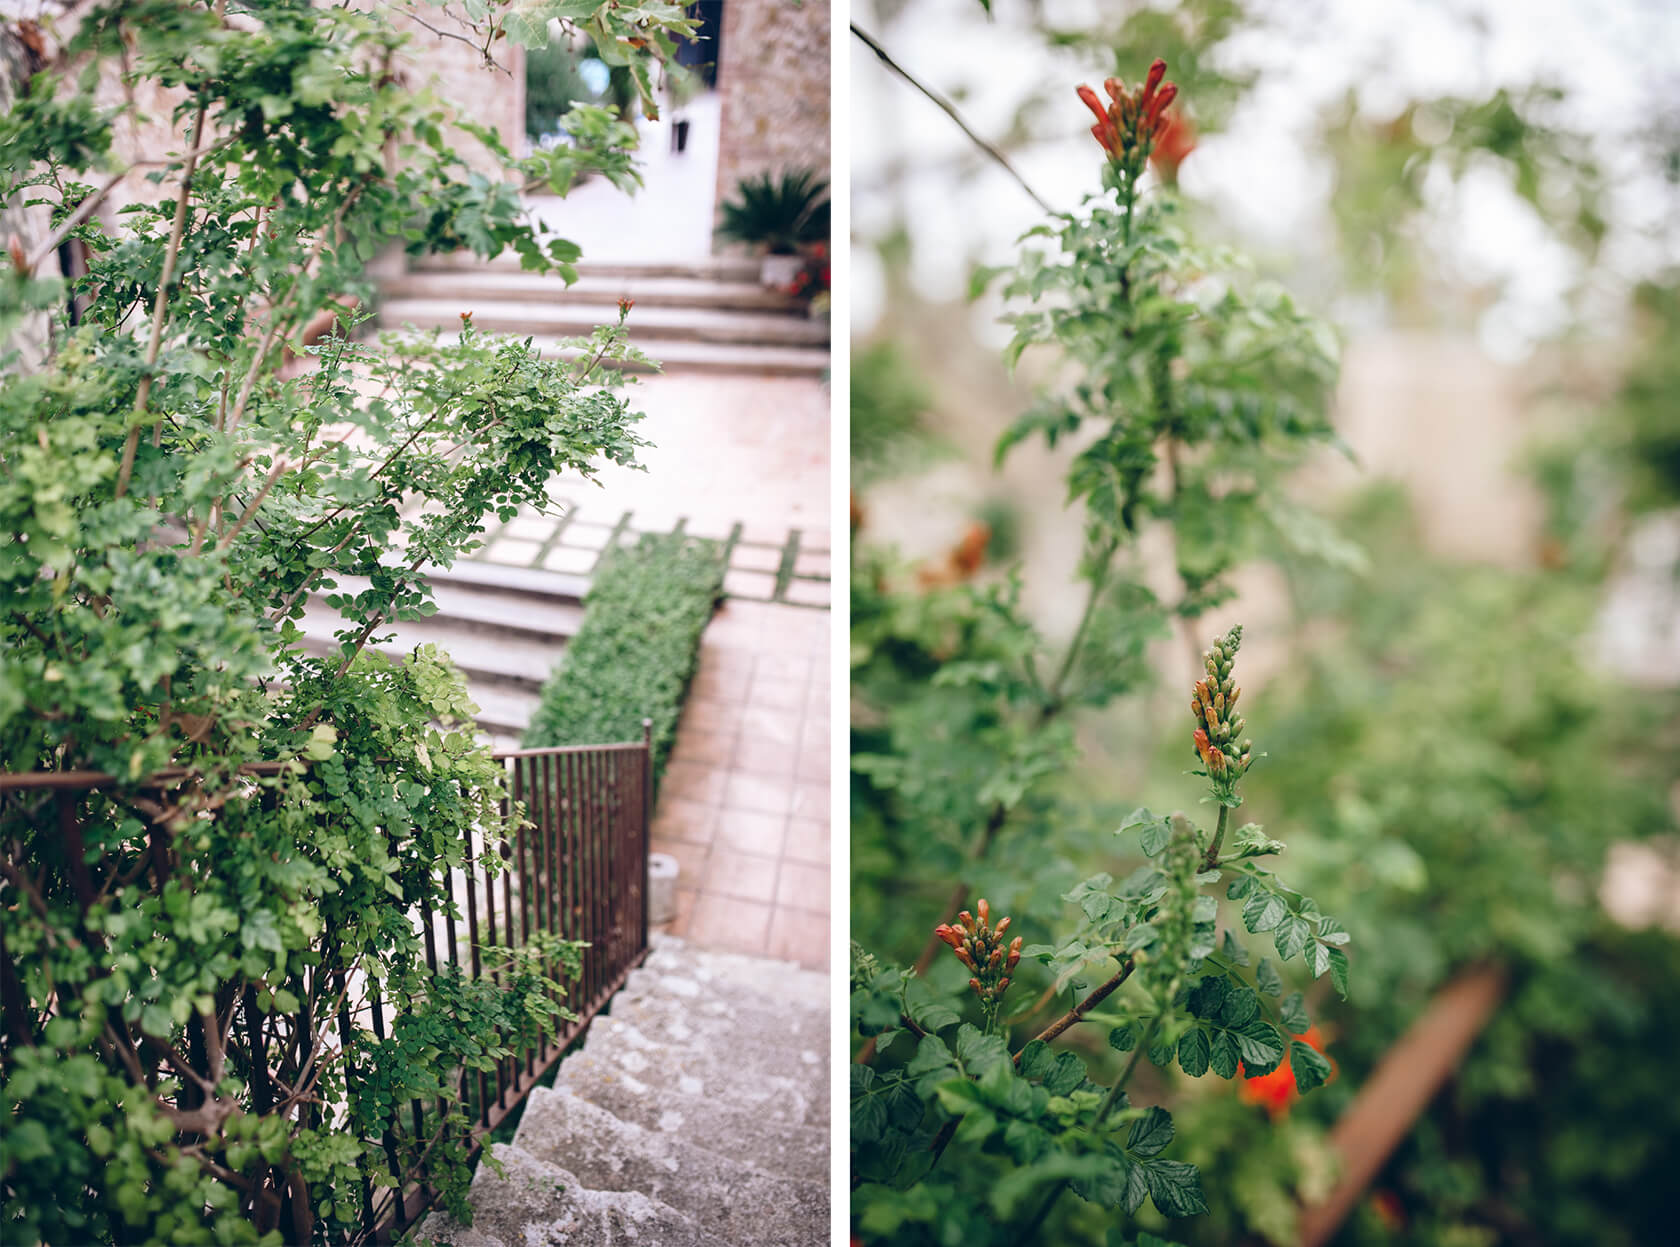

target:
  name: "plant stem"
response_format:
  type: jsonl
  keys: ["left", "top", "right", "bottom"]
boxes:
{"left": 1206, "top": 804, "right": 1229, "bottom": 869}
{"left": 1020, "top": 1011, "right": 1164, "bottom": 1242}
{"left": 851, "top": 23, "right": 1051, "bottom": 214}
{"left": 1015, "top": 956, "right": 1135, "bottom": 1059}
{"left": 116, "top": 96, "right": 210, "bottom": 500}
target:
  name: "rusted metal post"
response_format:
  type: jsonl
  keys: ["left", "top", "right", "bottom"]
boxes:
{"left": 1298, "top": 962, "right": 1509, "bottom": 1247}
{"left": 641, "top": 717, "right": 653, "bottom": 960}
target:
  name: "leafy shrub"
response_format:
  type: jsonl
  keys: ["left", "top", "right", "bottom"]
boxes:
{"left": 715, "top": 167, "right": 831, "bottom": 254}
{"left": 0, "top": 2, "right": 693, "bottom": 1242}
{"left": 851, "top": 63, "right": 1354, "bottom": 1246}
{"left": 523, "top": 533, "right": 725, "bottom": 791}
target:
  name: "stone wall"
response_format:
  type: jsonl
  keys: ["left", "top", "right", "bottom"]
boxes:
{"left": 712, "top": 0, "right": 831, "bottom": 232}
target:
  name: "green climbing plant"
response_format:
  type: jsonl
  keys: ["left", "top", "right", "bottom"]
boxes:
{"left": 851, "top": 62, "right": 1355, "bottom": 1245}
{"left": 0, "top": 1, "right": 690, "bottom": 1243}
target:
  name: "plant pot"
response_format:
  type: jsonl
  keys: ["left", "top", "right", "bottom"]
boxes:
{"left": 760, "top": 253, "right": 803, "bottom": 289}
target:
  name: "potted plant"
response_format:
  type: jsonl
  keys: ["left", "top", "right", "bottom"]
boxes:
{"left": 715, "top": 167, "right": 830, "bottom": 286}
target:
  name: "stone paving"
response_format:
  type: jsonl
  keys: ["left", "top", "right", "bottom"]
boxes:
{"left": 646, "top": 598, "right": 830, "bottom": 971}
{"left": 444, "top": 371, "right": 832, "bottom": 607}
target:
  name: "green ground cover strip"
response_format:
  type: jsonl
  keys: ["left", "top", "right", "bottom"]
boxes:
{"left": 522, "top": 533, "right": 725, "bottom": 793}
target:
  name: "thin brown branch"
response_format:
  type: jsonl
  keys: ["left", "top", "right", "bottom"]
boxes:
{"left": 115, "top": 97, "right": 212, "bottom": 500}
{"left": 1017, "top": 958, "right": 1136, "bottom": 1057}
{"left": 851, "top": 23, "right": 1050, "bottom": 214}
{"left": 215, "top": 458, "right": 288, "bottom": 552}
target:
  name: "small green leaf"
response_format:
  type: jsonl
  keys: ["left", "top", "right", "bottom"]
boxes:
{"left": 1142, "top": 1158, "right": 1208, "bottom": 1217}
{"left": 1126, "top": 1105, "right": 1174, "bottom": 1157}
{"left": 1291, "top": 1041, "right": 1333, "bottom": 1093}
{"left": 1255, "top": 958, "right": 1282, "bottom": 997}
{"left": 1280, "top": 991, "right": 1310, "bottom": 1034}
{"left": 1177, "top": 1028, "right": 1209, "bottom": 1077}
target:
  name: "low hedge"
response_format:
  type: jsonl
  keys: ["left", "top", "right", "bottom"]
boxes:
{"left": 523, "top": 532, "right": 725, "bottom": 791}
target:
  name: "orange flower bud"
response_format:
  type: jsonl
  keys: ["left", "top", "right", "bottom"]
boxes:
{"left": 1142, "top": 58, "right": 1167, "bottom": 101}
{"left": 958, "top": 910, "right": 976, "bottom": 933}
{"left": 977, "top": 898, "right": 990, "bottom": 926}
{"left": 1076, "top": 84, "right": 1108, "bottom": 129}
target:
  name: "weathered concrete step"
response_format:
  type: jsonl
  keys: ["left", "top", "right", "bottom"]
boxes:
{"left": 641, "top": 935, "right": 829, "bottom": 1009}
{"left": 553, "top": 1047, "right": 828, "bottom": 1185}
{"left": 296, "top": 605, "right": 564, "bottom": 692}
{"left": 380, "top": 297, "right": 831, "bottom": 347}
{"left": 609, "top": 984, "right": 827, "bottom": 1084}
{"left": 546, "top": 337, "right": 830, "bottom": 378}
{"left": 469, "top": 683, "right": 542, "bottom": 737}
{"left": 516, "top": 1085, "right": 828, "bottom": 1246}
{"left": 620, "top": 963, "right": 829, "bottom": 1044}
{"left": 583, "top": 1014, "right": 827, "bottom": 1130}
{"left": 311, "top": 574, "right": 585, "bottom": 644}
{"left": 385, "top": 269, "right": 803, "bottom": 313}
{"left": 417, "top": 557, "right": 591, "bottom": 606}
{"left": 416, "top": 1144, "right": 726, "bottom": 1247}
{"left": 414, "top": 253, "right": 762, "bottom": 283}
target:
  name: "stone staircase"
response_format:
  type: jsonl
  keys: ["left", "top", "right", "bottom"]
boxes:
{"left": 378, "top": 256, "right": 830, "bottom": 379}
{"left": 295, "top": 561, "right": 588, "bottom": 746}
{"left": 418, "top": 934, "right": 830, "bottom": 1246}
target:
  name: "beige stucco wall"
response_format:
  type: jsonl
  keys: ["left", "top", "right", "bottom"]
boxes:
{"left": 712, "top": 0, "right": 831, "bottom": 225}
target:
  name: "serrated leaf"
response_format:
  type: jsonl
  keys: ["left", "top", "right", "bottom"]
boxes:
{"left": 1126, "top": 1105, "right": 1175, "bottom": 1157}
{"left": 1226, "top": 875, "right": 1256, "bottom": 900}
{"left": 1221, "top": 928, "right": 1250, "bottom": 967}
{"left": 1208, "top": 1030, "right": 1240, "bottom": 1078}
{"left": 1255, "top": 958, "right": 1282, "bottom": 997}
{"left": 1042, "top": 1051, "right": 1087, "bottom": 1096}
{"left": 1328, "top": 947, "right": 1350, "bottom": 998}
{"left": 906, "top": 1034, "right": 957, "bottom": 1077}
{"left": 1291, "top": 1040, "right": 1333, "bottom": 1092}
{"left": 1219, "top": 987, "right": 1259, "bottom": 1028}
{"left": 1177, "top": 1028, "right": 1209, "bottom": 1077}
{"left": 1142, "top": 1158, "right": 1208, "bottom": 1217}
{"left": 955, "top": 1024, "right": 1010, "bottom": 1077}
{"left": 1243, "top": 890, "right": 1286, "bottom": 933}
{"left": 1274, "top": 914, "right": 1311, "bottom": 961}
{"left": 1305, "top": 940, "right": 1331, "bottom": 980}
{"left": 1280, "top": 991, "right": 1310, "bottom": 1034}
{"left": 1233, "top": 1020, "right": 1284, "bottom": 1069}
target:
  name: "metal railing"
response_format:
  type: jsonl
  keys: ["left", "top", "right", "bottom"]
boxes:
{"left": 0, "top": 727, "right": 654, "bottom": 1243}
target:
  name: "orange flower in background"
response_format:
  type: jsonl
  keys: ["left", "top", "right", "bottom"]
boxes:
{"left": 1149, "top": 112, "right": 1197, "bottom": 185}
{"left": 1238, "top": 1026, "right": 1334, "bottom": 1118}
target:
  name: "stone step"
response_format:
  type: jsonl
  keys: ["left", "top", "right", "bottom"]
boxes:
{"left": 641, "top": 935, "right": 830, "bottom": 1008}
{"left": 385, "top": 269, "right": 803, "bottom": 314}
{"left": 470, "top": 683, "right": 543, "bottom": 737}
{"left": 552, "top": 1044, "right": 829, "bottom": 1185}
{"left": 379, "top": 297, "right": 831, "bottom": 347}
{"left": 620, "top": 963, "right": 829, "bottom": 1041}
{"left": 414, "top": 253, "right": 763, "bottom": 283}
{"left": 420, "top": 557, "right": 591, "bottom": 606}
{"left": 544, "top": 337, "right": 831, "bottom": 379}
{"left": 296, "top": 604, "right": 564, "bottom": 693}
{"left": 310, "top": 574, "right": 586, "bottom": 644}
{"left": 608, "top": 985, "right": 828, "bottom": 1084}
{"left": 416, "top": 1144, "right": 726, "bottom": 1247}
{"left": 582, "top": 1013, "right": 827, "bottom": 1130}
{"left": 515, "top": 1085, "right": 828, "bottom": 1246}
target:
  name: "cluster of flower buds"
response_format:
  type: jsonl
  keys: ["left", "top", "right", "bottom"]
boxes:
{"left": 1076, "top": 58, "right": 1178, "bottom": 168}
{"left": 1191, "top": 624, "right": 1253, "bottom": 795}
{"left": 933, "top": 898, "right": 1022, "bottom": 1010}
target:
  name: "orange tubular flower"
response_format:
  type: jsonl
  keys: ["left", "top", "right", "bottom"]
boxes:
{"left": 1077, "top": 57, "right": 1180, "bottom": 167}
{"left": 932, "top": 899, "right": 1020, "bottom": 1014}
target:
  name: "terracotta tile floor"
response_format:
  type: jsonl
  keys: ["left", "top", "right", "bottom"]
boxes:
{"left": 650, "top": 599, "right": 831, "bottom": 971}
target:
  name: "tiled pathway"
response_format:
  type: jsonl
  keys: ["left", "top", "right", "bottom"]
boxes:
{"left": 464, "top": 500, "right": 830, "bottom": 608}
{"left": 649, "top": 599, "right": 830, "bottom": 971}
